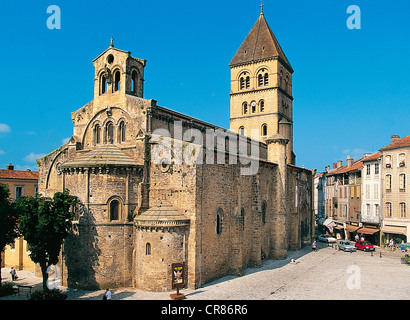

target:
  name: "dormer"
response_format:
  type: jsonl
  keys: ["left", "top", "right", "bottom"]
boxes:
{"left": 92, "top": 38, "right": 147, "bottom": 100}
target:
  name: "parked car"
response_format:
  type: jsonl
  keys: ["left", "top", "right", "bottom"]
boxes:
{"left": 338, "top": 240, "right": 356, "bottom": 252}
{"left": 318, "top": 234, "right": 337, "bottom": 243}
{"left": 355, "top": 240, "right": 375, "bottom": 251}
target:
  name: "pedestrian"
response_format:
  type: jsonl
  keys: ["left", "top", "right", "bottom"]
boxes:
{"left": 355, "top": 234, "right": 359, "bottom": 242}
{"left": 389, "top": 239, "right": 394, "bottom": 251}
{"left": 312, "top": 240, "right": 317, "bottom": 252}
{"left": 10, "top": 267, "right": 17, "bottom": 281}
{"left": 103, "top": 288, "right": 112, "bottom": 300}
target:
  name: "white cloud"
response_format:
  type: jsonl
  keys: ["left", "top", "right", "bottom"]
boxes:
{"left": 24, "top": 152, "right": 46, "bottom": 163}
{"left": 0, "top": 123, "right": 11, "bottom": 133}
{"left": 0, "top": 149, "right": 5, "bottom": 155}
{"left": 62, "top": 137, "right": 70, "bottom": 145}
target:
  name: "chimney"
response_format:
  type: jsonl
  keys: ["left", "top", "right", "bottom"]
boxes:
{"left": 6, "top": 163, "right": 14, "bottom": 170}
{"left": 337, "top": 160, "right": 343, "bottom": 168}
{"left": 391, "top": 135, "right": 400, "bottom": 143}
{"left": 346, "top": 156, "right": 354, "bottom": 167}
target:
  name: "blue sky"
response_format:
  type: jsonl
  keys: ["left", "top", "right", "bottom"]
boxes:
{"left": 0, "top": 0, "right": 409, "bottom": 172}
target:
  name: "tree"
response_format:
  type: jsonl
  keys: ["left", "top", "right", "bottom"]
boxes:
{"left": 0, "top": 184, "right": 19, "bottom": 287}
{"left": 16, "top": 189, "right": 81, "bottom": 292}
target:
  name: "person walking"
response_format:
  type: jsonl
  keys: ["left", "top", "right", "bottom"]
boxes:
{"left": 103, "top": 288, "right": 112, "bottom": 300}
{"left": 10, "top": 267, "right": 17, "bottom": 281}
{"left": 312, "top": 240, "right": 317, "bottom": 252}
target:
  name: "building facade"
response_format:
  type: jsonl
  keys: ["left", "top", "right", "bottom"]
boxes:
{"left": 380, "top": 135, "right": 410, "bottom": 244}
{"left": 37, "top": 10, "right": 314, "bottom": 291}
{"left": 0, "top": 164, "right": 38, "bottom": 271}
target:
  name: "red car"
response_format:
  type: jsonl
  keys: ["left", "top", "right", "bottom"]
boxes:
{"left": 355, "top": 240, "right": 375, "bottom": 251}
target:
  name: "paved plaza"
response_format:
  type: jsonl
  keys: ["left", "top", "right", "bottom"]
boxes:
{"left": 1, "top": 242, "right": 409, "bottom": 300}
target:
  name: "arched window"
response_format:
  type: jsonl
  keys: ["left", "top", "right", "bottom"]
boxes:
{"left": 240, "top": 207, "right": 245, "bottom": 230}
{"left": 118, "top": 121, "right": 126, "bottom": 143}
{"left": 114, "top": 70, "right": 121, "bottom": 91}
{"left": 100, "top": 74, "right": 107, "bottom": 95}
{"left": 94, "top": 124, "right": 101, "bottom": 145}
{"left": 258, "top": 74, "right": 263, "bottom": 87}
{"left": 243, "top": 102, "right": 248, "bottom": 114}
{"left": 386, "top": 202, "right": 392, "bottom": 217}
{"left": 216, "top": 208, "right": 223, "bottom": 235}
{"left": 131, "top": 70, "right": 138, "bottom": 94}
{"left": 251, "top": 101, "right": 256, "bottom": 113}
{"left": 110, "top": 200, "right": 119, "bottom": 221}
{"left": 261, "top": 124, "right": 268, "bottom": 137}
{"left": 245, "top": 76, "right": 250, "bottom": 89}
{"left": 385, "top": 174, "right": 392, "bottom": 191}
{"left": 106, "top": 122, "right": 114, "bottom": 144}
{"left": 264, "top": 73, "right": 269, "bottom": 86}
{"left": 262, "top": 201, "right": 267, "bottom": 225}
{"left": 399, "top": 174, "right": 406, "bottom": 191}
{"left": 239, "top": 126, "right": 245, "bottom": 135}
{"left": 259, "top": 100, "right": 265, "bottom": 112}
{"left": 145, "top": 243, "right": 151, "bottom": 256}
{"left": 240, "top": 77, "right": 245, "bottom": 90}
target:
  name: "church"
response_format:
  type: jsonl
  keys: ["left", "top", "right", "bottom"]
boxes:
{"left": 37, "top": 8, "right": 314, "bottom": 291}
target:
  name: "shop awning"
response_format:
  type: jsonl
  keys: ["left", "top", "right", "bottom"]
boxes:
{"left": 357, "top": 227, "right": 379, "bottom": 235}
{"left": 345, "top": 225, "right": 360, "bottom": 232}
{"left": 382, "top": 226, "right": 407, "bottom": 236}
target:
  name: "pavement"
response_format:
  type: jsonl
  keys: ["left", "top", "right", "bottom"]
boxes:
{"left": 1, "top": 242, "right": 409, "bottom": 300}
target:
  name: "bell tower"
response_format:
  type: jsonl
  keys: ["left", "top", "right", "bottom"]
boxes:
{"left": 229, "top": 7, "right": 295, "bottom": 164}
{"left": 92, "top": 38, "right": 147, "bottom": 103}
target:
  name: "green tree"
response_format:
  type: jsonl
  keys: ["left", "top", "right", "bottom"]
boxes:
{"left": 0, "top": 184, "right": 20, "bottom": 287}
{"left": 16, "top": 189, "right": 81, "bottom": 292}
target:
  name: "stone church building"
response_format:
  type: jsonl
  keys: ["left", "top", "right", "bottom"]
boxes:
{"left": 38, "top": 9, "right": 314, "bottom": 291}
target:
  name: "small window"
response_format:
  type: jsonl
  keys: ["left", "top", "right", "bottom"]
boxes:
{"left": 100, "top": 75, "right": 107, "bottom": 94}
{"left": 399, "top": 174, "right": 406, "bottom": 191}
{"left": 399, "top": 153, "right": 406, "bottom": 167}
{"left": 264, "top": 73, "right": 269, "bottom": 86}
{"left": 245, "top": 76, "right": 250, "bottom": 89}
{"left": 251, "top": 101, "right": 256, "bottom": 113}
{"left": 106, "top": 122, "right": 114, "bottom": 144}
{"left": 114, "top": 70, "right": 121, "bottom": 91}
{"left": 240, "top": 77, "right": 245, "bottom": 90}
{"left": 131, "top": 70, "right": 138, "bottom": 94}
{"left": 385, "top": 155, "right": 392, "bottom": 168}
{"left": 118, "top": 121, "right": 126, "bottom": 143}
{"left": 110, "top": 200, "right": 119, "bottom": 221}
{"left": 261, "top": 124, "right": 267, "bottom": 137}
{"left": 241, "top": 208, "right": 245, "bottom": 230}
{"left": 258, "top": 74, "right": 263, "bottom": 87}
{"left": 216, "top": 208, "right": 223, "bottom": 235}
{"left": 94, "top": 124, "right": 101, "bottom": 145}
{"left": 386, "top": 202, "right": 392, "bottom": 217}
{"left": 400, "top": 203, "right": 406, "bottom": 218}
{"left": 239, "top": 126, "right": 245, "bottom": 135}
{"left": 243, "top": 102, "right": 248, "bottom": 114}
{"left": 145, "top": 242, "right": 151, "bottom": 256}
{"left": 14, "top": 186, "right": 24, "bottom": 200}
{"left": 259, "top": 100, "right": 265, "bottom": 112}
{"left": 385, "top": 174, "right": 392, "bottom": 191}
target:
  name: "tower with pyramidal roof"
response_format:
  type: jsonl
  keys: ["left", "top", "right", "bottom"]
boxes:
{"left": 229, "top": 5, "right": 295, "bottom": 164}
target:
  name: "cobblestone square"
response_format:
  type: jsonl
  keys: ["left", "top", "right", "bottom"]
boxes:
{"left": 1, "top": 242, "right": 409, "bottom": 300}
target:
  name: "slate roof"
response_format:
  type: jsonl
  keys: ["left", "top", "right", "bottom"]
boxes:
{"left": 60, "top": 145, "right": 141, "bottom": 169}
{"left": 229, "top": 12, "right": 292, "bottom": 70}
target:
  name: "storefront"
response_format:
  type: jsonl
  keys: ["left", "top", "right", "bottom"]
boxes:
{"left": 381, "top": 225, "right": 408, "bottom": 247}
{"left": 357, "top": 227, "right": 380, "bottom": 246}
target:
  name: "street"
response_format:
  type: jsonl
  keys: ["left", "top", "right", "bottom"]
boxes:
{"left": 1, "top": 242, "right": 409, "bottom": 300}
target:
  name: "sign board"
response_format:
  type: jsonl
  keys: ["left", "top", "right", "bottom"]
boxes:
{"left": 171, "top": 262, "right": 185, "bottom": 289}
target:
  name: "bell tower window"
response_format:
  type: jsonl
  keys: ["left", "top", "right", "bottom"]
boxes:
{"left": 100, "top": 75, "right": 107, "bottom": 95}
{"left": 131, "top": 70, "right": 138, "bottom": 94}
{"left": 118, "top": 121, "right": 126, "bottom": 143}
{"left": 106, "top": 122, "right": 114, "bottom": 144}
{"left": 114, "top": 70, "right": 121, "bottom": 91}
{"left": 94, "top": 124, "right": 101, "bottom": 145}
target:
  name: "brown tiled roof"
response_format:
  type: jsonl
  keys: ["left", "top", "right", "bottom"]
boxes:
{"left": 362, "top": 152, "right": 381, "bottom": 162}
{"left": 229, "top": 12, "right": 292, "bottom": 69}
{"left": 0, "top": 169, "right": 39, "bottom": 180}
{"left": 380, "top": 135, "right": 410, "bottom": 151}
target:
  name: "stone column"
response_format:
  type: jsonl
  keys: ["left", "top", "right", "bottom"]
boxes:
{"left": 266, "top": 134, "right": 289, "bottom": 259}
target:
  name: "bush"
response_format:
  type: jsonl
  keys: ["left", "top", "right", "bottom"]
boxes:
{"left": 401, "top": 255, "right": 410, "bottom": 265}
{"left": 0, "top": 283, "right": 16, "bottom": 297}
{"left": 29, "top": 289, "right": 68, "bottom": 300}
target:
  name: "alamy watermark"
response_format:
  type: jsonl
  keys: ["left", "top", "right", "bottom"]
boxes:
{"left": 347, "top": 5, "right": 361, "bottom": 30}
{"left": 150, "top": 121, "right": 260, "bottom": 176}
{"left": 46, "top": 5, "right": 61, "bottom": 30}
{"left": 346, "top": 264, "right": 361, "bottom": 290}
